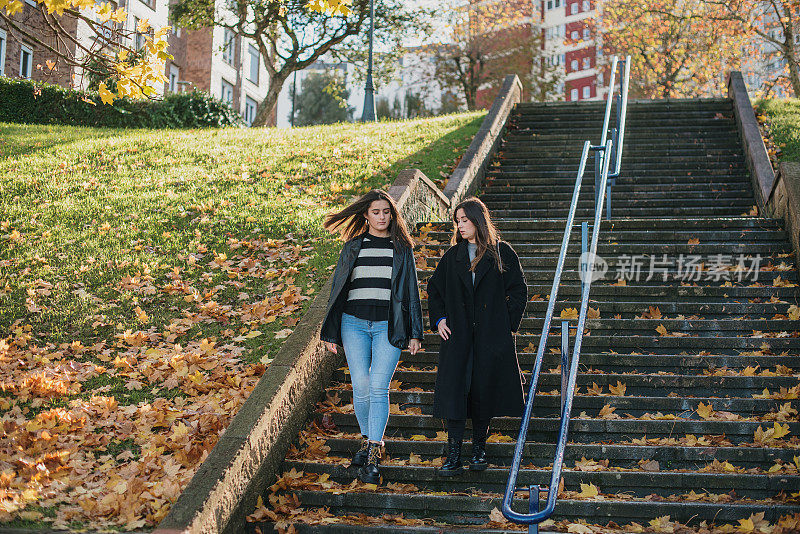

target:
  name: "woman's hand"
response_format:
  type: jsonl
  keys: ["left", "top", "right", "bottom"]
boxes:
{"left": 324, "top": 341, "right": 337, "bottom": 354}
{"left": 437, "top": 319, "right": 451, "bottom": 340}
{"left": 409, "top": 338, "right": 422, "bottom": 355}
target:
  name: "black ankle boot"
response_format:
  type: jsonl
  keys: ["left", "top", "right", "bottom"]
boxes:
{"left": 350, "top": 436, "right": 369, "bottom": 467}
{"left": 437, "top": 437, "right": 463, "bottom": 476}
{"left": 469, "top": 439, "right": 487, "bottom": 471}
{"left": 357, "top": 442, "right": 382, "bottom": 484}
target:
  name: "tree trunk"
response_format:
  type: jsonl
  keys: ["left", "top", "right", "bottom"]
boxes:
{"left": 785, "top": 44, "right": 800, "bottom": 98}
{"left": 252, "top": 73, "right": 289, "bottom": 127}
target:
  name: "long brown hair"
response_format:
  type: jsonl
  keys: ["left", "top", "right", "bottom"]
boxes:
{"left": 323, "top": 189, "right": 414, "bottom": 249}
{"left": 452, "top": 197, "right": 503, "bottom": 272}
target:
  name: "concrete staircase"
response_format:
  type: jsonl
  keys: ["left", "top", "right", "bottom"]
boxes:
{"left": 249, "top": 99, "right": 800, "bottom": 533}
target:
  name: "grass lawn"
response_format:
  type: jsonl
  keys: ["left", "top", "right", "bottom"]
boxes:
{"left": 755, "top": 99, "right": 800, "bottom": 164}
{"left": 0, "top": 111, "right": 484, "bottom": 530}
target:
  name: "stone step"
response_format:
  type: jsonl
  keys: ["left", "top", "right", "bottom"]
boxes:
{"left": 322, "top": 412, "right": 800, "bottom": 445}
{"left": 418, "top": 218, "right": 783, "bottom": 231}
{"left": 482, "top": 176, "right": 750, "bottom": 186}
{"left": 320, "top": 438, "right": 799, "bottom": 470}
{"left": 397, "top": 351, "right": 800, "bottom": 374}
{"left": 480, "top": 183, "right": 755, "bottom": 194}
{"left": 487, "top": 208, "right": 762, "bottom": 218}
{"left": 330, "top": 390, "right": 796, "bottom": 419}
{"left": 249, "top": 492, "right": 798, "bottom": 532}
{"left": 283, "top": 461, "right": 800, "bottom": 501}
{"left": 423, "top": 228, "right": 786, "bottom": 243}
{"left": 346, "top": 369, "right": 799, "bottom": 396}
{"left": 416, "top": 271, "right": 793, "bottom": 288}
{"left": 481, "top": 191, "right": 754, "bottom": 202}
{"left": 422, "top": 241, "right": 790, "bottom": 255}
{"left": 413, "top": 332, "right": 800, "bottom": 352}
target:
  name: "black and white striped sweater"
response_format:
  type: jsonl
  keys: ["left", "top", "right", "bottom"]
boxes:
{"left": 343, "top": 234, "right": 394, "bottom": 321}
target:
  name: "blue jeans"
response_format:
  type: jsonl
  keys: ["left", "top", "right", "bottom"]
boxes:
{"left": 340, "top": 313, "right": 402, "bottom": 443}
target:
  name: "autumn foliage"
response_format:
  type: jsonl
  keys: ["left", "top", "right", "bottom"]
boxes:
{"left": 600, "top": 0, "right": 748, "bottom": 98}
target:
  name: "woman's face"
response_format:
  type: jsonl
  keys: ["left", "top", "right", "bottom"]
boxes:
{"left": 365, "top": 199, "right": 392, "bottom": 233}
{"left": 455, "top": 208, "right": 477, "bottom": 242}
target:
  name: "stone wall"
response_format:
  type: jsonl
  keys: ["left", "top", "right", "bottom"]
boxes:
{"left": 766, "top": 162, "right": 800, "bottom": 275}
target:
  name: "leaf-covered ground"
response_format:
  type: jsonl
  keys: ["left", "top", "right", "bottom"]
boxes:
{"left": 0, "top": 111, "right": 484, "bottom": 530}
{"left": 755, "top": 98, "right": 800, "bottom": 165}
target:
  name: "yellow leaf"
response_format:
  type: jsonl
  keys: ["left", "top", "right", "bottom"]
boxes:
{"left": 587, "top": 307, "right": 600, "bottom": 319}
{"left": 567, "top": 524, "right": 594, "bottom": 534}
{"left": 598, "top": 404, "right": 616, "bottom": 418}
{"left": 655, "top": 324, "right": 669, "bottom": 336}
{"left": 576, "top": 482, "right": 599, "bottom": 498}
{"left": 98, "top": 82, "right": 115, "bottom": 105}
{"left": 409, "top": 435, "right": 427, "bottom": 441}
{"left": 788, "top": 305, "right": 800, "bottom": 320}
{"left": 737, "top": 517, "right": 754, "bottom": 533}
{"left": 773, "top": 422, "right": 790, "bottom": 440}
{"left": 245, "top": 330, "right": 262, "bottom": 338}
{"left": 608, "top": 381, "right": 626, "bottom": 396}
{"left": 136, "top": 17, "right": 150, "bottom": 32}
{"left": 696, "top": 402, "right": 714, "bottom": 420}
{"left": 560, "top": 308, "right": 578, "bottom": 320}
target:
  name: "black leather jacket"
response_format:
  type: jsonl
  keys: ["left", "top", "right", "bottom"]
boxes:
{"left": 321, "top": 233, "right": 424, "bottom": 349}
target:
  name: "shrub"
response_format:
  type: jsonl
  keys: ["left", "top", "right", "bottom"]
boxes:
{"left": 0, "top": 77, "right": 245, "bottom": 128}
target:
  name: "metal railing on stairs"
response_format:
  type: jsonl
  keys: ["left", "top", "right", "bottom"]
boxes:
{"left": 501, "top": 55, "right": 631, "bottom": 533}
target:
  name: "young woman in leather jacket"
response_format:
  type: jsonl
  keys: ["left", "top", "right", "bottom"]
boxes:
{"left": 320, "top": 189, "right": 424, "bottom": 485}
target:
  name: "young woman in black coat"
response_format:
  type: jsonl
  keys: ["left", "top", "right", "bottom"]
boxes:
{"left": 427, "top": 197, "right": 527, "bottom": 475}
{"left": 320, "top": 189, "right": 424, "bottom": 485}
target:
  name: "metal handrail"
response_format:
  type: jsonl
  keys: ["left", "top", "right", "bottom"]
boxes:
{"left": 501, "top": 56, "right": 631, "bottom": 532}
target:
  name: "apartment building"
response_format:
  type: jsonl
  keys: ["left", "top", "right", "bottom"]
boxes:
{"left": 0, "top": 0, "right": 270, "bottom": 125}
{"left": 540, "top": 0, "right": 603, "bottom": 101}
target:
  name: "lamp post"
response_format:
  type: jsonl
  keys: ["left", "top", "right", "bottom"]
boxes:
{"left": 360, "top": 0, "right": 376, "bottom": 121}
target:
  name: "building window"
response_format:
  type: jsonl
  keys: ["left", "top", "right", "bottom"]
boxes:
{"left": 583, "top": 27, "right": 590, "bottom": 40}
{"left": 169, "top": 65, "right": 179, "bottom": 92}
{"left": 222, "top": 29, "right": 235, "bottom": 64}
{"left": 570, "top": 2, "right": 578, "bottom": 14}
{"left": 571, "top": 59, "right": 579, "bottom": 71}
{"left": 546, "top": 0, "right": 553, "bottom": 9}
{"left": 571, "top": 30, "right": 579, "bottom": 40}
{"left": 554, "top": 0, "right": 560, "bottom": 7}
{"left": 582, "top": 56, "right": 591, "bottom": 69}
{"left": 244, "top": 95, "right": 257, "bottom": 125}
{"left": 247, "top": 44, "right": 259, "bottom": 85}
{"left": 139, "top": 0, "right": 154, "bottom": 9}
{"left": 582, "top": 0, "right": 590, "bottom": 10}
{"left": 20, "top": 45, "right": 32, "bottom": 79}
{"left": 132, "top": 16, "right": 145, "bottom": 50}
{"left": 0, "top": 30, "right": 5, "bottom": 77}
{"left": 582, "top": 86, "right": 591, "bottom": 99}
{"left": 221, "top": 78, "right": 234, "bottom": 105}
{"left": 570, "top": 88, "right": 579, "bottom": 101}
{"left": 559, "top": 53, "right": 565, "bottom": 65}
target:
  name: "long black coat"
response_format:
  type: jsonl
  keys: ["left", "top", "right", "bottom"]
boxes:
{"left": 427, "top": 240, "right": 528, "bottom": 420}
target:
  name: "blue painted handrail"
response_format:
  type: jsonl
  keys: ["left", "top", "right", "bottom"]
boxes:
{"left": 501, "top": 56, "right": 631, "bottom": 532}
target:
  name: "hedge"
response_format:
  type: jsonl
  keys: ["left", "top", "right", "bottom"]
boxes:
{"left": 0, "top": 77, "right": 245, "bottom": 128}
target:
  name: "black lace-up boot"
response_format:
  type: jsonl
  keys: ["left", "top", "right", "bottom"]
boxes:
{"left": 350, "top": 436, "right": 369, "bottom": 467}
{"left": 357, "top": 442, "right": 382, "bottom": 484}
{"left": 437, "top": 437, "right": 464, "bottom": 476}
{"left": 469, "top": 438, "right": 488, "bottom": 471}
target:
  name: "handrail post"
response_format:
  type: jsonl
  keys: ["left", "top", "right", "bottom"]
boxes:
{"left": 528, "top": 485, "right": 539, "bottom": 534}
{"left": 580, "top": 221, "right": 588, "bottom": 296}
{"left": 560, "top": 320, "right": 569, "bottom": 414}
{"left": 594, "top": 150, "right": 603, "bottom": 211}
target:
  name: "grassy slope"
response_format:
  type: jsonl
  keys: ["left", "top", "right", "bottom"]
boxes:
{"left": 0, "top": 111, "right": 484, "bottom": 530}
{"left": 755, "top": 99, "right": 800, "bottom": 163}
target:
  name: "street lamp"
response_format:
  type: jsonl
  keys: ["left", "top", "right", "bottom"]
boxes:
{"left": 360, "top": 0, "right": 376, "bottom": 122}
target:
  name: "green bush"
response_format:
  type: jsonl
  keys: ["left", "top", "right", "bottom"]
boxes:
{"left": 0, "top": 77, "right": 245, "bottom": 128}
